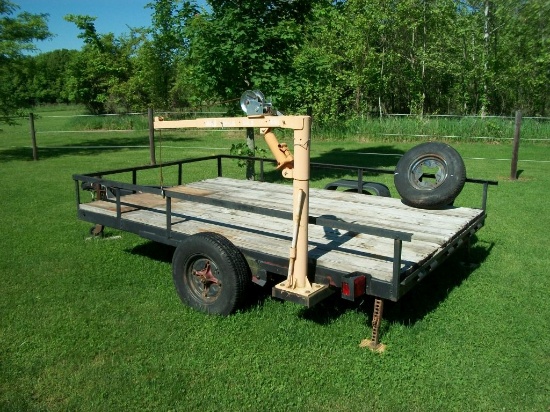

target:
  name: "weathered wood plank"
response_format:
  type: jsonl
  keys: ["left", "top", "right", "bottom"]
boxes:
{"left": 80, "top": 177, "right": 484, "bottom": 283}
{"left": 181, "top": 178, "right": 482, "bottom": 241}
{"left": 122, "top": 207, "right": 400, "bottom": 281}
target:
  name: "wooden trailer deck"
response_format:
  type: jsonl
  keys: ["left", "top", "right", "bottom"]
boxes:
{"left": 79, "top": 176, "right": 486, "bottom": 292}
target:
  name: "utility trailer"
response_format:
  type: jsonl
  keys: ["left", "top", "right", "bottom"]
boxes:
{"left": 73, "top": 109, "right": 496, "bottom": 350}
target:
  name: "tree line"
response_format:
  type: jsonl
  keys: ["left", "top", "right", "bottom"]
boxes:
{"left": 1, "top": 0, "right": 548, "bottom": 124}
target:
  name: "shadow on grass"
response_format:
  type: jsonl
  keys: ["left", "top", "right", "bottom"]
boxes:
{"left": 261, "top": 145, "right": 403, "bottom": 185}
{"left": 126, "top": 237, "right": 495, "bottom": 331}
{"left": 0, "top": 134, "right": 203, "bottom": 163}
{"left": 124, "top": 240, "right": 283, "bottom": 312}
{"left": 313, "top": 145, "right": 402, "bottom": 169}
{"left": 515, "top": 169, "right": 524, "bottom": 179}
{"left": 126, "top": 241, "right": 175, "bottom": 264}
{"left": 299, "top": 237, "right": 495, "bottom": 329}
{"left": 383, "top": 239, "right": 495, "bottom": 326}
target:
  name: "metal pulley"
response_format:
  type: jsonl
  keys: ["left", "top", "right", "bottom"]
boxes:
{"left": 240, "top": 90, "right": 280, "bottom": 117}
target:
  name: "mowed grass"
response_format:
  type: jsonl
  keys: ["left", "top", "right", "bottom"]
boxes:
{"left": 1, "top": 111, "right": 549, "bottom": 411}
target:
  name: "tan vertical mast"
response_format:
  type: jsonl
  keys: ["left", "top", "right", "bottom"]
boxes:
{"left": 154, "top": 90, "right": 331, "bottom": 306}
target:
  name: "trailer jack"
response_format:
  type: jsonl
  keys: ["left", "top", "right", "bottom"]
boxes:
{"left": 360, "top": 298, "right": 387, "bottom": 352}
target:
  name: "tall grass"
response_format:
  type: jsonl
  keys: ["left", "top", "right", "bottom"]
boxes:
{"left": 30, "top": 109, "right": 228, "bottom": 134}
{"left": 314, "top": 115, "right": 550, "bottom": 142}
{"left": 63, "top": 113, "right": 150, "bottom": 131}
{"left": 21, "top": 105, "right": 550, "bottom": 144}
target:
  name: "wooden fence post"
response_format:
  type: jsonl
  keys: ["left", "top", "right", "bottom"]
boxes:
{"left": 148, "top": 108, "right": 156, "bottom": 165}
{"left": 29, "top": 112, "right": 38, "bottom": 161}
{"left": 510, "top": 110, "right": 521, "bottom": 180}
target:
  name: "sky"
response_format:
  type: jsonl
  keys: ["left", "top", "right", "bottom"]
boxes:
{"left": 15, "top": 0, "right": 206, "bottom": 53}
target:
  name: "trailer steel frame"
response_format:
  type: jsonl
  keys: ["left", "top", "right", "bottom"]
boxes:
{"left": 73, "top": 100, "right": 496, "bottom": 350}
{"left": 73, "top": 153, "right": 496, "bottom": 348}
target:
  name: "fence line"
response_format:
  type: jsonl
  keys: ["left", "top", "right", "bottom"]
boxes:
{"left": 41, "top": 112, "right": 147, "bottom": 118}
{"left": 373, "top": 133, "right": 548, "bottom": 141}
{"left": 19, "top": 145, "right": 550, "bottom": 163}
{"left": 32, "top": 129, "right": 550, "bottom": 141}
{"left": 353, "top": 152, "right": 550, "bottom": 163}
{"left": 36, "top": 129, "right": 147, "bottom": 133}
{"left": 35, "top": 128, "right": 239, "bottom": 134}
{"left": 384, "top": 113, "right": 550, "bottom": 121}
{"left": 40, "top": 145, "right": 229, "bottom": 150}
{"left": 31, "top": 130, "right": 550, "bottom": 141}
{"left": 34, "top": 111, "right": 227, "bottom": 118}
{"left": 20, "top": 112, "right": 550, "bottom": 121}
{"left": 25, "top": 109, "right": 550, "bottom": 175}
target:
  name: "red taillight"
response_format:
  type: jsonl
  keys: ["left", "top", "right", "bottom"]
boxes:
{"left": 341, "top": 275, "right": 366, "bottom": 301}
{"left": 353, "top": 276, "right": 366, "bottom": 297}
{"left": 342, "top": 282, "right": 350, "bottom": 296}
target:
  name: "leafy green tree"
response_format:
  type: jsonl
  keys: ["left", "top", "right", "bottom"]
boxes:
{"left": 186, "top": 0, "right": 316, "bottom": 111}
{"left": 104, "top": 30, "right": 149, "bottom": 112}
{"left": 451, "top": 0, "right": 549, "bottom": 116}
{"left": 14, "top": 0, "right": 544, "bottom": 120}
{"left": 64, "top": 14, "right": 134, "bottom": 114}
{"left": 289, "top": 0, "right": 464, "bottom": 120}
{"left": 283, "top": 1, "right": 352, "bottom": 121}
{"left": 492, "top": 0, "right": 549, "bottom": 115}
{"left": 27, "top": 49, "right": 77, "bottom": 104}
{"left": 0, "top": 0, "right": 51, "bottom": 123}
{"left": 185, "top": 0, "right": 549, "bottom": 117}
{"left": 145, "top": 0, "right": 198, "bottom": 108}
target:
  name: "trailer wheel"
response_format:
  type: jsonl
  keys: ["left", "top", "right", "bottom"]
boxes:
{"left": 394, "top": 142, "right": 466, "bottom": 209}
{"left": 172, "top": 232, "right": 250, "bottom": 315}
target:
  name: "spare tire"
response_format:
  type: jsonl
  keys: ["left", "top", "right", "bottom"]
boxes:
{"left": 394, "top": 142, "right": 466, "bottom": 209}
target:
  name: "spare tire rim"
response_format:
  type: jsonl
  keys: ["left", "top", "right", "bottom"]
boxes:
{"left": 408, "top": 155, "right": 448, "bottom": 190}
{"left": 187, "top": 257, "right": 222, "bottom": 302}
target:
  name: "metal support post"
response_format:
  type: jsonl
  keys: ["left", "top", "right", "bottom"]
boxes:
{"left": 246, "top": 127, "right": 255, "bottom": 180}
{"left": 360, "top": 298, "right": 387, "bottom": 352}
{"left": 271, "top": 115, "right": 331, "bottom": 306}
{"left": 288, "top": 119, "right": 310, "bottom": 289}
{"left": 510, "top": 110, "right": 521, "bottom": 180}
{"left": 166, "top": 196, "right": 172, "bottom": 238}
{"left": 29, "top": 113, "right": 38, "bottom": 161}
{"left": 153, "top": 111, "right": 331, "bottom": 306}
{"left": 148, "top": 108, "right": 156, "bottom": 165}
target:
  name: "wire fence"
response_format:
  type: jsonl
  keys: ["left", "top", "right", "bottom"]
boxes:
{"left": 314, "top": 112, "right": 550, "bottom": 142}
{"left": 385, "top": 113, "right": 550, "bottom": 120}
{"left": 31, "top": 110, "right": 232, "bottom": 135}
{"left": 21, "top": 109, "right": 550, "bottom": 168}
{"left": 23, "top": 110, "right": 550, "bottom": 137}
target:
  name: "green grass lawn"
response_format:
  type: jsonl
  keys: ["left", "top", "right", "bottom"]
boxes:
{"left": 1, "top": 112, "right": 549, "bottom": 411}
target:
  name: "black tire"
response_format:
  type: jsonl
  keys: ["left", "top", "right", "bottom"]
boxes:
{"left": 344, "top": 182, "right": 391, "bottom": 197}
{"left": 172, "top": 232, "right": 250, "bottom": 315}
{"left": 394, "top": 142, "right": 466, "bottom": 209}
